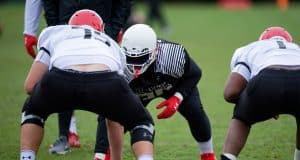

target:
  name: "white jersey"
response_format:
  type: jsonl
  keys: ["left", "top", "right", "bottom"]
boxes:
{"left": 35, "top": 25, "right": 126, "bottom": 75}
{"left": 24, "top": 0, "right": 42, "bottom": 36}
{"left": 230, "top": 37, "right": 300, "bottom": 81}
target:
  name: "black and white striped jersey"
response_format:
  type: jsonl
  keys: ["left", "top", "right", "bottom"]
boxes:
{"left": 125, "top": 39, "right": 202, "bottom": 102}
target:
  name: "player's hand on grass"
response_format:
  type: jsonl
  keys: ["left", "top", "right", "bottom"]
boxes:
{"left": 24, "top": 34, "right": 37, "bottom": 58}
{"left": 156, "top": 92, "right": 183, "bottom": 119}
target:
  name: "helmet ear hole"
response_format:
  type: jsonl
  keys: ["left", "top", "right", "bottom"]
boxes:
{"left": 68, "top": 9, "right": 104, "bottom": 32}
{"left": 259, "top": 26, "right": 293, "bottom": 42}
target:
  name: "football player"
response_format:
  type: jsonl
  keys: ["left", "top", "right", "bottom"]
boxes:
{"left": 23, "top": 0, "right": 132, "bottom": 156}
{"left": 94, "top": 24, "right": 217, "bottom": 160}
{"left": 222, "top": 26, "right": 300, "bottom": 160}
{"left": 20, "top": 10, "right": 154, "bottom": 160}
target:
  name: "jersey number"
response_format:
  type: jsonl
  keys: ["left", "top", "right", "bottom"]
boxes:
{"left": 276, "top": 41, "right": 286, "bottom": 49}
{"left": 71, "top": 26, "right": 111, "bottom": 46}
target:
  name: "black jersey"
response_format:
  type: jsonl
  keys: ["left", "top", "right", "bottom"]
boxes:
{"left": 125, "top": 39, "right": 202, "bottom": 102}
{"left": 42, "top": 0, "right": 132, "bottom": 40}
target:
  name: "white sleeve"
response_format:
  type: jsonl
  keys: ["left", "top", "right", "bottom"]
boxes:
{"left": 230, "top": 47, "right": 251, "bottom": 81}
{"left": 35, "top": 27, "right": 53, "bottom": 66}
{"left": 24, "top": 0, "right": 43, "bottom": 36}
{"left": 35, "top": 49, "right": 50, "bottom": 66}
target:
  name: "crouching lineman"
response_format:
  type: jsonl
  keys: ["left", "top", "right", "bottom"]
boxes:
{"left": 20, "top": 9, "right": 154, "bottom": 160}
{"left": 222, "top": 26, "right": 300, "bottom": 160}
{"left": 94, "top": 24, "right": 217, "bottom": 160}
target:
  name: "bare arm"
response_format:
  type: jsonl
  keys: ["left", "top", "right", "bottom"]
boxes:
{"left": 224, "top": 72, "right": 248, "bottom": 104}
{"left": 24, "top": 61, "right": 48, "bottom": 94}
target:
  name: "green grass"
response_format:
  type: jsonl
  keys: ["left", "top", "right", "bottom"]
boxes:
{"left": 0, "top": 2, "right": 299, "bottom": 160}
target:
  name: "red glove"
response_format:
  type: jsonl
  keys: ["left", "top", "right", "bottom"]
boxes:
{"left": 24, "top": 34, "right": 37, "bottom": 58}
{"left": 156, "top": 92, "right": 183, "bottom": 119}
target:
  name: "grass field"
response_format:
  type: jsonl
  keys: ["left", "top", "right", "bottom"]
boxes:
{"left": 0, "top": 2, "right": 300, "bottom": 160}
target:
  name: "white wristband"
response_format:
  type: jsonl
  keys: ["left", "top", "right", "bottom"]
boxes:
{"left": 174, "top": 92, "right": 183, "bottom": 102}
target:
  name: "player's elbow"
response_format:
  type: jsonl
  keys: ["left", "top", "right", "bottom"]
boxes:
{"left": 223, "top": 89, "right": 239, "bottom": 103}
{"left": 223, "top": 73, "right": 247, "bottom": 103}
{"left": 24, "top": 81, "right": 34, "bottom": 95}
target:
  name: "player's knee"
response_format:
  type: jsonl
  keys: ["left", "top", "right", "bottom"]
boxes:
{"left": 21, "top": 111, "right": 45, "bottom": 127}
{"left": 130, "top": 123, "right": 155, "bottom": 145}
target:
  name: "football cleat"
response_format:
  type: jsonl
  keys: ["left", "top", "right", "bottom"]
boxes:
{"left": 49, "top": 136, "right": 70, "bottom": 155}
{"left": 94, "top": 151, "right": 110, "bottom": 160}
{"left": 220, "top": 154, "right": 231, "bottom": 160}
{"left": 105, "top": 149, "right": 111, "bottom": 160}
{"left": 94, "top": 153, "right": 110, "bottom": 160}
{"left": 201, "top": 152, "right": 217, "bottom": 160}
{"left": 68, "top": 131, "right": 81, "bottom": 148}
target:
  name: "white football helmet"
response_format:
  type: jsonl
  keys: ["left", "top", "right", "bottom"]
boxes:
{"left": 121, "top": 24, "right": 157, "bottom": 76}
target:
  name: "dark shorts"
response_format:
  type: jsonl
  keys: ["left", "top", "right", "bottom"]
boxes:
{"left": 234, "top": 68, "right": 300, "bottom": 126}
{"left": 22, "top": 67, "right": 153, "bottom": 130}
